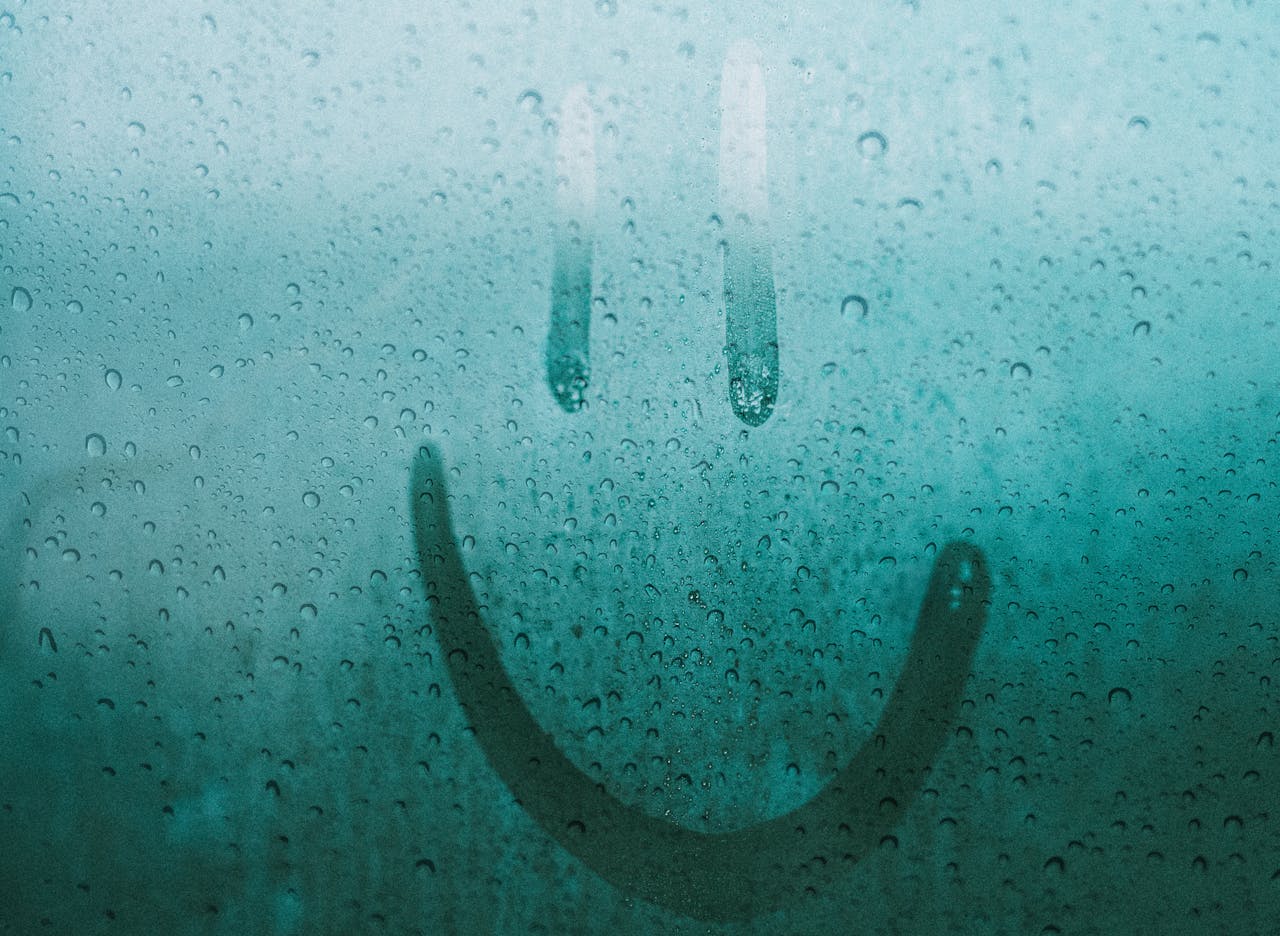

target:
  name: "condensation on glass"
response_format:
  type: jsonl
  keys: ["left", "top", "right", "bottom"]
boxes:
{"left": 0, "top": 3, "right": 1276, "bottom": 934}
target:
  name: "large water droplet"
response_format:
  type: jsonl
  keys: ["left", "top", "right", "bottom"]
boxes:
{"left": 105, "top": 369, "right": 122, "bottom": 390}
{"left": 86, "top": 433, "right": 107, "bottom": 457}
{"left": 10, "top": 286, "right": 31, "bottom": 312}
{"left": 857, "top": 130, "right": 887, "bottom": 159}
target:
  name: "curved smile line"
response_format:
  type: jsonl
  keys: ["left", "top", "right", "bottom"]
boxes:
{"left": 411, "top": 445, "right": 991, "bottom": 921}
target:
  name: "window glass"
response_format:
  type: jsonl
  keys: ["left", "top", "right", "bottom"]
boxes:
{"left": 3, "top": 2, "right": 1277, "bottom": 932}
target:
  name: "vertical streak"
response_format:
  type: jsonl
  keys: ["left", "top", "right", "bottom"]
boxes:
{"left": 547, "top": 85, "right": 596, "bottom": 413}
{"left": 720, "top": 41, "right": 778, "bottom": 427}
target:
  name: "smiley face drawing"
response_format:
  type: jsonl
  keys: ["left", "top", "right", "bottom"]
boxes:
{"left": 6, "top": 6, "right": 1280, "bottom": 934}
{"left": 410, "top": 46, "right": 990, "bottom": 922}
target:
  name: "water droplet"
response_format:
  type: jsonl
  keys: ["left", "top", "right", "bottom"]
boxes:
{"left": 1108, "top": 686, "right": 1132, "bottom": 706}
{"left": 840, "top": 294, "right": 868, "bottom": 318}
{"left": 595, "top": 0, "right": 617, "bottom": 16}
{"left": 1010, "top": 362, "right": 1031, "bottom": 379}
{"left": 238, "top": 313, "right": 254, "bottom": 331}
{"left": 10, "top": 286, "right": 31, "bottom": 312}
{"left": 984, "top": 158, "right": 1003, "bottom": 176}
{"left": 517, "top": 89, "right": 543, "bottom": 113}
{"left": 1132, "top": 320, "right": 1151, "bottom": 337}
{"left": 1127, "top": 115, "right": 1150, "bottom": 134}
{"left": 86, "top": 433, "right": 107, "bottom": 457}
{"left": 1233, "top": 567, "right": 1249, "bottom": 583}
{"left": 857, "top": 130, "right": 887, "bottom": 159}
{"left": 105, "top": 369, "right": 122, "bottom": 390}
{"left": 126, "top": 121, "right": 146, "bottom": 138}
{"left": 302, "top": 491, "right": 320, "bottom": 508}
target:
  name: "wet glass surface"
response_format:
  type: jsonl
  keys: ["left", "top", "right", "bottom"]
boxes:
{"left": 2, "top": 2, "right": 1279, "bottom": 933}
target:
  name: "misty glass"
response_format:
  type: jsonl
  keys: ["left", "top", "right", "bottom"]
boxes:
{"left": 2, "top": 2, "right": 1278, "bottom": 933}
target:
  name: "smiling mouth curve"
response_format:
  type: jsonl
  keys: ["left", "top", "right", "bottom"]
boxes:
{"left": 411, "top": 444, "right": 991, "bottom": 922}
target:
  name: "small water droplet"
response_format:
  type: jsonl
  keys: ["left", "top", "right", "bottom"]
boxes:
{"left": 1127, "top": 115, "right": 1150, "bottom": 134}
{"left": 302, "top": 491, "right": 320, "bottom": 508}
{"left": 1233, "top": 567, "right": 1249, "bottom": 583}
{"left": 517, "top": 89, "right": 543, "bottom": 113}
{"left": 1132, "top": 320, "right": 1151, "bottom": 337}
{"left": 1108, "top": 686, "right": 1132, "bottom": 706}
{"left": 10, "top": 286, "right": 31, "bottom": 312}
{"left": 1010, "top": 362, "right": 1031, "bottom": 379}
{"left": 105, "top": 369, "right": 122, "bottom": 390}
{"left": 126, "top": 121, "right": 146, "bottom": 138}
{"left": 86, "top": 433, "right": 107, "bottom": 457}
{"left": 840, "top": 294, "right": 869, "bottom": 318}
{"left": 857, "top": 130, "right": 887, "bottom": 159}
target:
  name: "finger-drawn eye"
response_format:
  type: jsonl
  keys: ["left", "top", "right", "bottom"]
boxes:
{"left": 543, "top": 44, "right": 782, "bottom": 427}
{"left": 546, "top": 85, "right": 596, "bottom": 414}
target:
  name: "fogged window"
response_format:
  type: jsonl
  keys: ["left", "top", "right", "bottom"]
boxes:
{"left": 3, "top": 3, "right": 1278, "bottom": 933}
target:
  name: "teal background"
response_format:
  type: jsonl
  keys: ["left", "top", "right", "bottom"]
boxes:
{"left": 2, "top": 0, "right": 1279, "bottom": 932}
